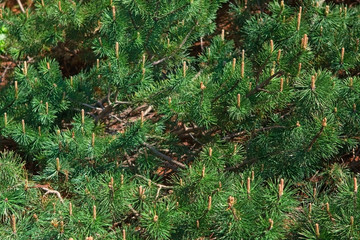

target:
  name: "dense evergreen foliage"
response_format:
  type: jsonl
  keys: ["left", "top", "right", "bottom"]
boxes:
{"left": 0, "top": 0, "right": 360, "bottom": 239}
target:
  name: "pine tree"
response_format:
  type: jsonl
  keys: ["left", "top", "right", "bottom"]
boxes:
{"left": 0, "top": 0, "right": 360, "bottom": 239}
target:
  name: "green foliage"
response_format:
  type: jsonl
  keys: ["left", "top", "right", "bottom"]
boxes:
{"left": 1, "top": 0, "right": 360, "bottom": 239}
{"left": 0, "top": 25, "right": 7, "bottom": 53}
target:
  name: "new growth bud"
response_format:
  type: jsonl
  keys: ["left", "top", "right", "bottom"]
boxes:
{"left": 321, "top": 117, "right": 327, "bottom": 127}
{"left": 45, "top": 102, "right": 49, "bottom": 114}
{"left": 269, "top": 218, "right": 274, "bottom": 230}
{"left": 115, "top": 42, "right": 119, "bottom": 59}
{"left": 183, "top": 61, "right": 187, "bottom": 77}
{"left": 208, "top": 196, "right": 212, "bottom": 210}
{"left": 93, "top": 205, "right": 96, "bottom": 220}
{"left": 122, "top": 229, "right": 126, "bottom": 240}
{"left": 112, "top": 5, "right": 116, "bottom": 20}
{"left": 56, "top": 158, "right": 60, "bottom": 171}
{"left": 15, "top": 81, "right": 18, "bottom": 99}
{"left": 277, "top": 49, "right": 281, "bottom": 63}
{"left": 81, "top": 109, "right": 85, "bottom": 125}
{"left": 311, "top": 75, "right": 316, "bottom": 90}
{"left": 278, "top": 184, "right": 283, "bottom": 198}
{"left": 22, "top": 119, "right": 25, "bottom": 134}
{"left": 315, "top": 223, "right": 320, "bottom": 237}
{"left": 325, "top": 5, "right": 330, "bottom": 16}
{"left": 247, "top": 177, "right": 251, "bottom": 195}
{"left": 69, "top": 202, "right": 73, "bottom": 216}
{"left": 301, "top": 34, "right": 308, "bottom": 49}
{"left": 326, "top": 202, "right": 330, "bottom": 213}
{"left": 297, "top": 7, "right": 302, "bottom": 31}
{"left": 354, "top": 177, "right": 358, "bottom": 193}
{"left": 11, "top": 214, "right": 16, "bottom": 233}
{"left": 4, "top": 113, "right": 7, "bottom": 127}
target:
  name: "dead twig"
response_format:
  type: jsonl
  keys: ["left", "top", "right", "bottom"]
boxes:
{"left": 30, "top": 185, "right": 64, "bottom": 204}
{"left": 42, "top": 187, "right": 64, "bottom": 203}
{"left": 16, "top": 0, "right": 26, "bottom": 13}
{"left": 142, "top": 142, "right": 186, "bottom": 169}
{"left": 128, "top": 204, "right": 140, "bottom": 217}
{"left": 155, "top": 186, "right": 162, "bottom": 199}
{"left": 143, "top": 105, "right": 153, "bottom": 116}
{"left": 1, "top": 65, "right": 11, "bottom": 82}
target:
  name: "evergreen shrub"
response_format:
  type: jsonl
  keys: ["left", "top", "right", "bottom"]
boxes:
{"left": 0, "top": 0, "right": 360, "bottom": 239}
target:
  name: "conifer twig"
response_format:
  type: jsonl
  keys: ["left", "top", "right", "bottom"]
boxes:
{"left": 1, "top": 65, "right": 11, "bottom": 82}
{"left": 42, "top": 187, "right": 64, "bottom": 203}
{"left": 222, "top": 125, "right": 286, "bottom": 141}
{"left": 306, "top": 118, "right": 327, "bottom": 152}
{"left": 151, "top": 23, "right": 197, "bottom": 65}
{"left": 155, "top": 186, "right": 162, "bottom": 199}
{"left": 128, "top": 204, "right": 139, "bottom": 216}
{"left": 31, "top": 185, "right": 64, "bottom": 203}
{"left": 133, "top": 174, "right": 173, "bottom": 189}
{"left": 247, "top": 71, "right": 283, "bottom": 97}
{"left": 142, "top": 142, "right": 186, "bottom": 169}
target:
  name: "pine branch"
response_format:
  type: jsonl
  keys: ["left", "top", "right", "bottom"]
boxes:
{"left": 246, "top": 71, "right": 284, "bottom": 97}
{"left": 142, "top": 142, "right": 186, "bottom": 169}
{"left": 133, "top": 174, "right": 173, "bottom": 189}
{"left": 155, "top": 4, "right": 188, "bottom": 20}
{"left": 254, "top": 52, "right": 274, "bottom": 84}
{"left": 222, "top": 125, "right": 287, "bottom": 141}
{"left": 224, "top": 157, "right": 260, "bottom": 172}
{"left": 127, "top": 9, "right": 139, "bottom": 30}
{"left": 306, "top": 119, "right": 327, "bottom": 152}
{"left": 128, "top": 204, "right": 140, "bottom": 217}
{"left": 1, "top": 99, "right": 16, "bottom": 114}
{"left": 94, "top": 101, "right": 136, "bottom": 123}
{"left": 212, "top": 78, "right": 241, "bottom": 104}
{"left": 151, "top": 23, "right": 197, "bottom": 65}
